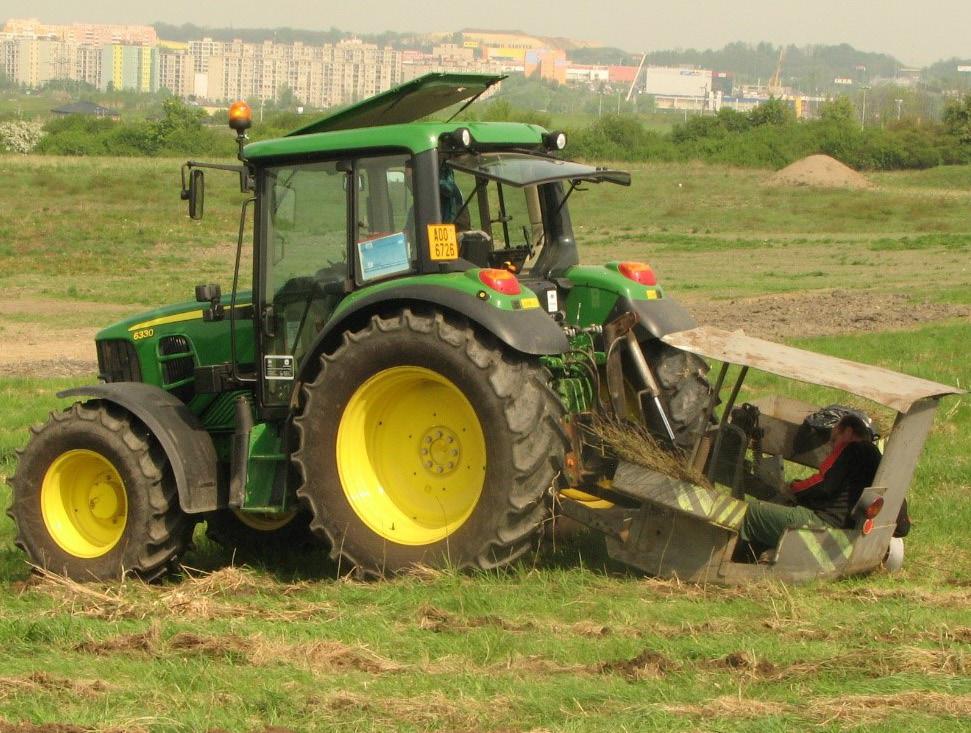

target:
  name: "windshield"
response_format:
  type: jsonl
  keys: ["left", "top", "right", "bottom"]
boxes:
{"left": 441, "top": 152, "right": 627, "bottom": 277}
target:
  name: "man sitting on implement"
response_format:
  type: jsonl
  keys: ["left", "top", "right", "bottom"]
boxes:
{"left": 740, "top": 414, "right": 881, "bottom": 551}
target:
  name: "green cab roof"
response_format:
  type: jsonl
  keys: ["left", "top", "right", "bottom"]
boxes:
{"left": 286, "top": 72, "right": 504, "bottom": 136}
{"left": 243, "top": 121, "right": 547, "bottom": 162}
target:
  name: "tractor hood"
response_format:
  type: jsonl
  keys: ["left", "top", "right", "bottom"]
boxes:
{"left": 662, "top": 326, "right": 963, "bottom": 413}
{"left": 287, "top": 72, "right": 505, "bottom": 136}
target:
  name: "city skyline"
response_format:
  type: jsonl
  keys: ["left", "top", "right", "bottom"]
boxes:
{"left": 0, "top": 0, "right": 968, "bottom": 67}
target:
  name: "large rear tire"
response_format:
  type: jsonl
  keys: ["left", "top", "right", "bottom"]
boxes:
{"left": 7, "top": 401, "right": 192, "bottom": 581}
{"left": 293, "top": 309, "right": 566, "bottom": 576}
{"left": 639, "top": 340, "right": 711, "bottom": 452}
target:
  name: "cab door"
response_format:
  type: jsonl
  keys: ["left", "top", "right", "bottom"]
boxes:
{"left": 257, "top": 154, "right": 417, "bottom": 407}
{"left": 259, "top": 160, "right": 352, "bottom": 406}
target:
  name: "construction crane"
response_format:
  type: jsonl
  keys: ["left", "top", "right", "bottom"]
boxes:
{"left": 626, "top": 52, "right": 648, "bottom": 102}
{"left": 767, "top": 47, "right": 786, "bottom": 97}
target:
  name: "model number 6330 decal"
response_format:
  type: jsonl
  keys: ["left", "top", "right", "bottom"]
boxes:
{"left": 132, "top": 328, "right": 155, "bottom": 341}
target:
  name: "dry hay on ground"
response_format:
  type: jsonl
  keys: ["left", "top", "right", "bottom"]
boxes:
{"left": 716, "top": 645, "right": 966, "bottom": 681}
{"left": 662, "top": 691, "right": 971, "bottom": 725}
{"left": 416, "top": 604, "right": 614, "bottom": 638}
{"left": 768, "top": 154, "right": 873, "bottom": 189}
{"left": 0, "top": 672, "right": 112, "bottom": 702}
{"left": 311, "top": 690, "right": 509, "bottom": 731}
{"left": 25, "top": 566, "right": 333, "bottom": 622}
{"left": 74, "top": 620, "right": 401, "bottom": 675}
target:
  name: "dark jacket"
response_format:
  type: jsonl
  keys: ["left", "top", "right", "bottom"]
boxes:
{"left": 794, "top": 441, "right": 882, "bottom": 528}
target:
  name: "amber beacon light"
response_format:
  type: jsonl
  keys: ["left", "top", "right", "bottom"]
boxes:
{"left": 228, "top": 101, "right": 253, "bottom": 132}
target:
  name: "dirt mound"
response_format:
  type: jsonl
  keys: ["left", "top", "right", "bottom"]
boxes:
{"left": 768, "top": 155, "right": 873, "bottom": 189}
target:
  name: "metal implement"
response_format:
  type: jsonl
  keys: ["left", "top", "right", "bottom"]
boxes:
{"left": 625, "top": 330, "right": 677, "bottom": 445}
{"left": 554, "top": 326, "right": 964, "bottom": 584}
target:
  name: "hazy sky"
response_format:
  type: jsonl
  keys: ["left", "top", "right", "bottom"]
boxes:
{"left": 1, "top": 1, "right": 968, "bottom": 67}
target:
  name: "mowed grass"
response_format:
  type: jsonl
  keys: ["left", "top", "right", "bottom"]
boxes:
{"left": 0, "top": 155, "right": 969, "bottom": 731}
{"left": 0, "top": 323, "right": 968, "bottom": 732}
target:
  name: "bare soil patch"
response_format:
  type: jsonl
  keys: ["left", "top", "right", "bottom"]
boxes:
{"left": 768, "top": 154, "right": 873, "bottom": 189}
{"left": 0, "top": 298, "right": 125, "bottom": 377}
{"left": 682, "top": 288, "right": 970, "bottom": 341}
{"left": 596, "top": 648, "right": 681, "bottom": 680}
{"left": 1, "top": 288, "right": 966, "bottom": 378}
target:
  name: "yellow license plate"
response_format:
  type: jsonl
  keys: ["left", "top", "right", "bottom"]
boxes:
{"left": 427, "top": 224, "right": 458, "bottom": 261}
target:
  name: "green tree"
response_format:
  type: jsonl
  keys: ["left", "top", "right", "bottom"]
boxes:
{"left": 276, "top": 84, "right": 301, "bottom": 109}
{"left": 818, "top": 96, "right": 856, "bottom": 126}
{"left": 748, "top": 97, "right": 795, "bottom": 126}
{"left": 942, "top": 95, "right": 971, "bottom": 143}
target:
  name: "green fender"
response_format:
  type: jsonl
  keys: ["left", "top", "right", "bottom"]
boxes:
{"left": 295, "top": 283, "right": 569, "bottom": 384}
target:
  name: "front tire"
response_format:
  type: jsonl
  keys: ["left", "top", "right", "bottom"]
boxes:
{"left": 293, "top": 310, "right": 565, "bottom": 576}
{"left": 7, "top": 401, "right": 192, "bottom": 581}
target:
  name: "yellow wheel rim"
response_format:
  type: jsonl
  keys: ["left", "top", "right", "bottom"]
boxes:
{"left": 232, "top": 509, "right": 297, "bottom": 532}
{"left": 40, "top": 449, "right": 128, "bottom": 558}
{"left": 337, "top": 366, "right": 487, "bottom": 546}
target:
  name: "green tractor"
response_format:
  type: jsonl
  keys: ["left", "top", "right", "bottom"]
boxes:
{"left": 8, "top": 74, "right": 961, "bottom": 582}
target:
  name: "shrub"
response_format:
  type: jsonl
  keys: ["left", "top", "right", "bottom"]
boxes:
{"left": 0, "top": 120, "right": 45, "bottom": 153}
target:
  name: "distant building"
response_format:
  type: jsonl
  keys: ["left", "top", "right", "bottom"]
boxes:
{"left": 157, "top": 50, "right": 193, "bottom": 97}
{"left": 566, "top": 64, "right": 610, "bottom": 84}
{"left": 458, "top": 30, "right": 549, "bottom": 63}
{"left": 100, "top": 44, "right": 156, "bottom": 92}
{"left": 524, "top": 48, "right": 567, "bottom": 84}
{"left": 609, "top": 65, "right": 638, "bottom": 84}
{"left": 3, "top": 18, "right": 156, "bottom": 46}
{"left": 50, "top": 100, "right": 118, "bottom": 118}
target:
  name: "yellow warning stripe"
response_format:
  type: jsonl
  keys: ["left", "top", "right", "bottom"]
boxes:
{"left": 128, "top": 303, "right": 249, "bottom": 332}
{"left": 128, "top": 310, "right": 204, "bottom": 332}
{"left": 795, "top": 529, "right": 854, "bottom": 572}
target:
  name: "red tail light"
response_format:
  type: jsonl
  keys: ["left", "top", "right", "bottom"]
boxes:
{"left": 862, "top": 518, "right": 875, "bottom": 535}
{"left": 478, "top": 268, "right": 521, "bottom": 296}
{"left": 618, "top": 261, "right": 657, "bottom": 286}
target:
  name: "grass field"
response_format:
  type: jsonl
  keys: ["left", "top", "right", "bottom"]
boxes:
{"left": 0, "top": 154, "right": 968, "bottom": 731}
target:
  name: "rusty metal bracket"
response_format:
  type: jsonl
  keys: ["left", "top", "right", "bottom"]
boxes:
{"left": 556, "top": 497, "right": 633, "bottom": 541}
{"left": 602, "top": 311, "right": 638, "bottom": 417}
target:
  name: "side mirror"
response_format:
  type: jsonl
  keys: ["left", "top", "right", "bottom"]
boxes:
{"left": 195, "top": 283, "right": 224, "bottom": 321}
{"left": 188, "top": 169, "right": 205, "bottom": 220}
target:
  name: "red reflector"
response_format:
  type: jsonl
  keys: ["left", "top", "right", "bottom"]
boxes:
{"left": 865, "top": 496, "right": 884, "bottom": 519}
{"left": 618, "top": 261, "right": 657, "bottom": 286}
{"left": 862, "top": 518, "right": 875, "bottom": 535}
{"left": 478, "top": 268, "right": 521, "bottom": 295}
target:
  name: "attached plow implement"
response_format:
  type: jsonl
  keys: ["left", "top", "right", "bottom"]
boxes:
{"left": 558, "top": 326, "right": 961, "bottom": 583}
